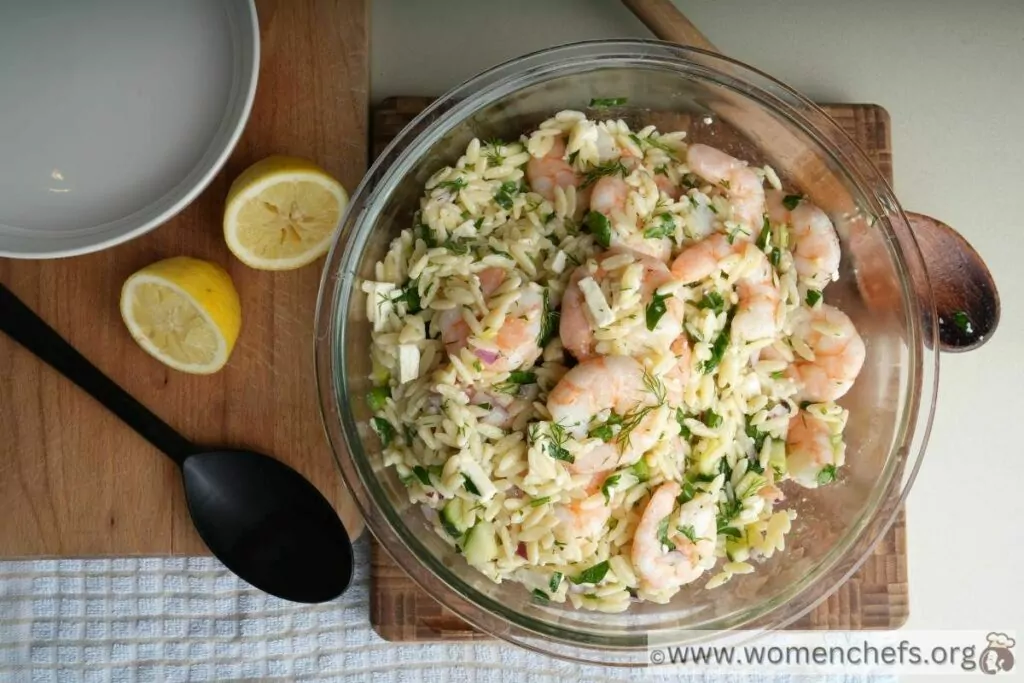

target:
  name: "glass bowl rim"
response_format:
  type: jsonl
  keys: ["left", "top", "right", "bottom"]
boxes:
{"left": 314, "top": 39, "right": 939, "bottom": 662}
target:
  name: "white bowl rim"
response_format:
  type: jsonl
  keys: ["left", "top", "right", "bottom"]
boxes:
{"left": 0, "top": 0, "right": 260, "bottom": 259}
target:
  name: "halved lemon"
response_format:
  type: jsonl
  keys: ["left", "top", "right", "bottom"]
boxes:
{"left": 223, "top": 156, "right": 348, "bottom": 270}
{"left": 120, "top": 257, "right": 241, "bottom": 374}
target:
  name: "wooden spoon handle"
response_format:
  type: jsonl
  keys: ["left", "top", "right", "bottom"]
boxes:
{"left": 621, "top": 0, "right": 718, "bottom": 51}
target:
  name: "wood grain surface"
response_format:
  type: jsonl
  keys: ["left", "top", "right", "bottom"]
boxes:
{"left": 0, "top": 0, "right": 368, "bottom": 556}
{"left": 369, "top": 97, "right": 908, "bottom": 641}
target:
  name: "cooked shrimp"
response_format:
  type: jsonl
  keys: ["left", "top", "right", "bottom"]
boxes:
{"left": 588, "top": 173, "right": 672, "bottom": 261}
{"left": 526, "top": 137, "right": 579, "bottom": 202}
{"left": 589, "top": 175, "right": 629, "bottom": 216}
{"left": 559, "top": 265, "right": 598, "bottom": 361}
{"left": 789, "top": 304, "right": 865, "bottom": 402}
{"left": 671, "top": 234, "right": 781, "bottom": 342}
{"left": 547, "top": 356, "right": 664, "bottom": 473}
{"left": 654, "top": 174, "right": 683, "bottom": 200}
{"left": 632, "top": 481, "right": 716, "bottom": 591}
{"left": 560, "top": 252, "right": 683, "bottom": 361}
{"left": 440, "top": 283, "right": 545, "bottom": 372}
{"left": 786, "top": 409, "right": 844, "bottom": 488}
{"left": 766, "top": 190, "right": 840, "bottom": 289}
{"left": 664, "top": 335, "right": 692, "bottom": 404}
{"left": 686, "top": 144, "right": 765, "bottom": 232}
{"left": 553, "top": 472, "right": 612, "bottom": 541}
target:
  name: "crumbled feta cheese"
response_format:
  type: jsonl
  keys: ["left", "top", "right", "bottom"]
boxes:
{"left": 398, "top": 344, "right": 420, "bottom": 384}
{"left": 578, "top": 276, "right": 614, "bottom": 328}
{"left": 458, "top": 456, "right": 497, "bottom": 501}
{"left": 550, "top": 250, "right": 567, "bottom": 274}
{"left": 363, "top": 281, "right": 396, "bottom": 332}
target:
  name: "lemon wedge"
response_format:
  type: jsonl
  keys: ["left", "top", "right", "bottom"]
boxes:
{"left": 223, "top": 156, "right": 348, "bottom": 270}
{"left": 120, "top": 257, "right": 241, "bottom": 374}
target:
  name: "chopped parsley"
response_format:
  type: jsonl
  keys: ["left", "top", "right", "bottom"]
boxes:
{"left": 366, "top": 386, "right": 390, "bottom": 412}
{"left": 806, "top": 289, "right": 822, "bottom": 307}
{"left": 583, "top": 210, "right": 613, "bottom": 248}
{"left": 699, "top": 326, "right": 730, "bottom": 374}
{"left": 494, "top": 180, "right": 520, "bottom": 210}
{"left": 677, "top": 524, "right": 698, "bottom": 544}
{"left": 816, "top": 464, "right": 838, "bottom": 486}
{"left": 495, "top": 370, "right": 537, "bottom": 394}
{"left": 718, "top": 526, "right": 743, "bottom": 539}
{"left": 415, "top": 223, "right": 438, "bottom": 248}
{"left": 570, "top": 560, "right": 610, "bottom": 585}
{"left": 951, "top": 310, "right": 973, "bottom": 334}
{"left": 657, "top": 516, "right": 672, "bottom": 549}
{"left": 717, "top": 496, "right": 743, "bottom": 531}
{"left": 643, "top": 213, "right": 676, "bottom": 239}
{"left": 782, "top": 194, "right": 803, "bottom": 210}
{"left": 769, "top": 248, "right": 781, "bottom": 268}
{"left": 531, "top": 589, "right": 549, "bottom": 602}
{"left": 697, "top": 291, "right": 725, "bottom": 313}
{"left": 549, "top": 572, "right": 563, "bottom": 593}
{"left": 745, "top": 420, "right": 767, "bottom": 452}
{"left": 589, "top": 423, "right": 614, "bottom": 442}
{"left": 601, "top": 473, "right": 621, "bottom": 504}
{"left": 676, "top": 408, "right": 692, "bottom": 439}
{"left": 629, "top": 458, "right": 650, "bottom": 483}
{"left": 462, "top": 474, "right": 481, "bottom": 496}
{"left": 412, "top": 464, "right": 442, "bottom": 486}
{"left": 589, "top": 97, "right": 628, "bottom": 107}
{"left": 756, "top": 215, "right": 772, "bottom": 250}
{"left": 391, "top": 279, "right": 422, "bottom": 314}
{"left": 435, "top": 177, "right": 467, "bottom": 192}
{"left": 645, "top": 292, "right": 673, "bottom": 331}
{"left": 372, "top": 417, "right": 396, "bottom": 447}
{"left": 703, "top": 409, "right": 723, "bottom": 429}
{"left": 676, "top": 481, "right": 697, "bottom": 505}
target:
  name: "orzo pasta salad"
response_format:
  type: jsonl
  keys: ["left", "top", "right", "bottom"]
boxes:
{"left": 362, "top": 109, "right": 865, "bottom": 612}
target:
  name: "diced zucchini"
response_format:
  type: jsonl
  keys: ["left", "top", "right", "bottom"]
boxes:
{"left": 726, "top": 539, "right": 750, "bottom": 562}
{"left": 441, "top": 499, "right": 471, "bottom": 538}
{"left": 629, "top": 458, "right": 650, "bottom": 483}
{"left": 463, "top": 521, "right": 498, "bottom": 567}
{"left": 769, "top": 440, "right": 787, "bottom": 476}
{"left": 370, "top": 357, "right": 390, "bottom": 386}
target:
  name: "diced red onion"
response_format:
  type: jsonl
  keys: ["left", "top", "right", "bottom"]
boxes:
{"left": 474, "top": 348, "right": 500, "bottom": 364}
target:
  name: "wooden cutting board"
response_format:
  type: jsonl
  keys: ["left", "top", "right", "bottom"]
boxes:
{"left": 369, "top": 97, "right": 908, "bottom": 641}
{"left": 0, "top": 0, "right": 368, "bottom": 556}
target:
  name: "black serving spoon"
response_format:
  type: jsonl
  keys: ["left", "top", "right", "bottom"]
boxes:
{"left": 0, "top": 283, "right": 353, "bottom": 603}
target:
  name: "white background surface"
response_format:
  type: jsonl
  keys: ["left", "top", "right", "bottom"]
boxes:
{"left": 372, "top": 0, "right": 1023, "bottom": 639}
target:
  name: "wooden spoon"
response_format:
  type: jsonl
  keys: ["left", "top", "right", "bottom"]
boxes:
{"left": 622, "top": 0, "right": 999, "bottom": 352}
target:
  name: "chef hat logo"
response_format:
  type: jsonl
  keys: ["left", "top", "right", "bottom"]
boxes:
{"left": 987, "top": 633, "right": 1016, "bottom": 649}
{"left": 980, "top": 632, "right": 1016, "bottom": 675}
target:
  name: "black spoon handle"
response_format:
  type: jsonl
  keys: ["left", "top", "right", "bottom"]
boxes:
{"left": 0, "top": 283, "right": 196, "bottom": 466}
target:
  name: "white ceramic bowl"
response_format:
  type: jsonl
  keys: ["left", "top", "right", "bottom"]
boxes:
{"left": 0, "top": 0, "right": 259, "bottom": 258}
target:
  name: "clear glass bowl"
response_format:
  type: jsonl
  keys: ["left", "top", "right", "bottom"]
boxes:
{"left": 315, "top": 41, "right": 938, "bottom": 664}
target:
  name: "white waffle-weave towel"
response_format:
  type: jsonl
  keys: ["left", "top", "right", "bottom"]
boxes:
{"left": 0, "top": 539, "right": 891, "bottom": 682}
